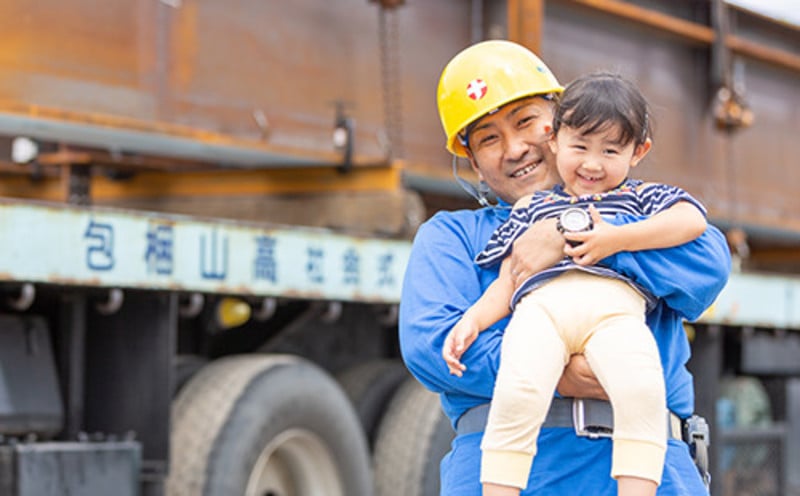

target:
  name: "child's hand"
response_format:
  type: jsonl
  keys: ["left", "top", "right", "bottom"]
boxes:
{"left": 562, "top": 205, "right": 620, "bottom": 265}
{"left": 442, "top": 317, "right": 480, "bottom": 377}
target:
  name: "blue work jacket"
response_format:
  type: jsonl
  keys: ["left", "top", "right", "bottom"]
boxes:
{"left": 399, "top": 204, "right": 730, "bottom": 495}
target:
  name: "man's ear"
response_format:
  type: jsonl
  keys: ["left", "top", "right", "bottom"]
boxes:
{"left": 630, "top": 138, "right": 652, "bottom": 168}
{"left": 466, "top": 149, "right": 484, "bottom": 180}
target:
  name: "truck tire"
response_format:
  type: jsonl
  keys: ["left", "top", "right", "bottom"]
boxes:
{"left": 172, "top": 354, "right": 208, "bottom": 395}
{"left": 373, "top": 377, "right": 454, "bottom": 496}
{"left": 336, "top": 359, "right": 410, "bottom": 448}
{"left": 166, "top": 354, "right": 372, "bottom": 496}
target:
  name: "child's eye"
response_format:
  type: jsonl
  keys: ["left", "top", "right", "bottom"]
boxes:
{"left": 604, "top": 148, "right": 619, "bottom": 155}
{"left": 572, "top": 144, "right": 587, "bottom": 151}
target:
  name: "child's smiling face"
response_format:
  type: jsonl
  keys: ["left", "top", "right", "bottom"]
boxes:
{"left": 550, "top": 122, "right": 651, "bottom": 197}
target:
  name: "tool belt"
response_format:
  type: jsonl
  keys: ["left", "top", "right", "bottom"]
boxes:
{"left": 455, "top": 398, "right": 711, "bottom": 489}
{"left": 455, "top": 397, "right": 682, "bottom": 440}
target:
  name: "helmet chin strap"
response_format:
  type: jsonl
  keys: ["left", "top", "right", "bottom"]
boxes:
{"left": 452, "top": 155, "right": 494, "bottom": 207}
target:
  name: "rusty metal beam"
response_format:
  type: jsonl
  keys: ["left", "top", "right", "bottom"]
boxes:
{"left": 90, "top": 164, "right": 403, "bottom": 200}
{"left": 507, "top": 0, "right": 544, "bottom": 54}
{"left": 561, "top": 0, "right": 800, "bottom": 74}
{"left": 0, "top": 103, "right": 389, "bottom": 170}
{"left": 727, "top": 34, "right": 800, "bottom": 73}
{"left": 562, "top": 0, "right": 714, "bottom": 44}
{"left": 0, "top": 162, "right": 403, "bottom": 203}
{"left": 750, "top": 247, "right": 800, "bottom": 266}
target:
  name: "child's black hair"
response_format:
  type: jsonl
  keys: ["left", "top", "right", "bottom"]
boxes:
{"left": 553, "top": 72, "right": 651, "bottom": 146}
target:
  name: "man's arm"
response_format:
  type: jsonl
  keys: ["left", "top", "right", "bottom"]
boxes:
{"left": 399, "top": 212, "right": 505, "bottom": 401}
{"left": 603, "top": 217, "right": 731, "bottom": 321}
{"left": 514, "top": 213, "right": 730, "bottom": 321}
{"left": 512, "top": 216, "right": 731, "bottom": 403}
{"left": 565, "top": 202, "right": 707, "bottom": 266}
{"left": 400, "top": 211, "right": 580, "bottom": 407}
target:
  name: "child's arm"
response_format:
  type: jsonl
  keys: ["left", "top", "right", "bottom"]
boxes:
{"left": 565, "top": 200, "right": 706, "bottom": 266}
{"left": 442, "top": 250, "right": 516, "bottom": 376}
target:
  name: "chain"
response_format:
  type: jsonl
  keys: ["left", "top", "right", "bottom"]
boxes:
{"left": 378, "top": 5, "right": 404, "bottom": 160}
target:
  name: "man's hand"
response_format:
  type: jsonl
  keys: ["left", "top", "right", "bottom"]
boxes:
{"left": 509, "top": 217, "right": 564, "bottom": 286}
{"left": 556, "top": 354, "right": 608, "bottom": 400}
{"left": 442, "top": 317, "right": 480, "bottom": 377}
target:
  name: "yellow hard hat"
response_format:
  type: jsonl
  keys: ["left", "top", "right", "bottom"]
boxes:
{"left": 437, "top": 40, "right": 563, "bottom": 157}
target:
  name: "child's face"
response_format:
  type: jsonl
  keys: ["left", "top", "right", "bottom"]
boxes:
{"left": 549, "top": 123, "right": 651, "bottom": 197}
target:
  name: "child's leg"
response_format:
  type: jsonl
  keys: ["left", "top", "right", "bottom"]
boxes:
{"left": 483, "top": 482, "right": 525, "bottom": 496}
{"left": 481, "top": 297, "right": 569, "bottom": 495}
{"left": 583, "top": 310, "right": 666, "bottom": 496}
{"left": 616, "top": 476, "right": 658, "bottom": 496}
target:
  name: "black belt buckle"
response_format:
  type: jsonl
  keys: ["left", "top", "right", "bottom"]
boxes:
{"left": 572, "top": 398, "right": 614, "bottom": 439}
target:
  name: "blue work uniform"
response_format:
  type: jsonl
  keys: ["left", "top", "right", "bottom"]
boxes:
{"left": 398, "top": 201, "right": 731, "bottom": 495}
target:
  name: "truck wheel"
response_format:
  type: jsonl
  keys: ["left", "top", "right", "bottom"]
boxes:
{"left": 373, "top": 377, "right": 454, "bottom": 496}
{"left": 172, "top": 354, "right": 208, "bottom": 395}
{"left": 336, "top": 359, "right": 410, "bottom": 448}
{"left": 166, "top": 354, "right": 371, "bottom": 496}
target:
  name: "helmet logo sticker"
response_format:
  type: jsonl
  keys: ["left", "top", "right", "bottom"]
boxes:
{"left": 466, "top": 79, "right": 488, "bottom": 100}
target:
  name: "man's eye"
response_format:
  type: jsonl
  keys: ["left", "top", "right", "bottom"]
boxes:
{"left": 478, "top": 135, "right": 498, "bottom": 146}
{"left": 518, "top": 115, "right": 536, "bottom": 127}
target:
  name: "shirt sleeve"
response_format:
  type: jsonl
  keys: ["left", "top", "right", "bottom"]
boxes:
{"left": 474, "top": 207, "right": 532, "bottom": 267}
{"left": 636, "top": 182, "right": 708, "bottom": 217}
{"left": 602, "top": 217, "right": 731, "bottom": 321}
{"left": 398, "top": 212, "right": 504, "bottom": 410}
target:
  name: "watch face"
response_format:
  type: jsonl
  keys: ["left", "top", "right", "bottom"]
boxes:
{"left": 560, "top": 208, "right": 592, "bottom": 233}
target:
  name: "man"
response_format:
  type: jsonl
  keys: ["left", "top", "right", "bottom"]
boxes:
{"left": 398, "top": 40, "right": 730, "bottom": 495}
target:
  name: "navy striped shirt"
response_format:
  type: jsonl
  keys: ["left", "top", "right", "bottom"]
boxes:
{"left": 475, "top": 179, "right": 707, "bottom": 310}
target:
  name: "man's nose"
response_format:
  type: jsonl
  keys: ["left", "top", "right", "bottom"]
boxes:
{"left": 505, "top": 133, "right": 529, "bottom": 160}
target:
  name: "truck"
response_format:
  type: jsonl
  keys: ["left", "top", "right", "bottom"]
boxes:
{"left": 0, "top": 1, "right": 796, "bottom": 496}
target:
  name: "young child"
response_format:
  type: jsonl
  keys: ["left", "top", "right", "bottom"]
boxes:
{"left": 442, "top": 72, "right": 708, "bottom": 496}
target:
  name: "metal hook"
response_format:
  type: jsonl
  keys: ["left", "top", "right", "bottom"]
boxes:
{"left": 179, "top": 293, "right": 205, "bottom": 318}
{"left": 8, "top": 283, "right": 35, "bottom": 311}
{"left": 95, "top": 288, "right": 124, "bottom": 315}
{"left": 253, "top": 297, "right": 278, "bottom": 322}
{"left": 321, "top": 301, "right": 343, "bottom": 324}
{"left": 377, "top": 304, "right": 399, "bottom": 326}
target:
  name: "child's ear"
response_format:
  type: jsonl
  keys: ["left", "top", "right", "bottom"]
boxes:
{"left": 547, "top": 130, "right": 559, "bottom": 155}
{"left": 630, "top": 138, "right": 652, "bottom": 168}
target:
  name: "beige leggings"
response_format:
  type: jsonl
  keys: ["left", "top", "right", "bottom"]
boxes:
{"left": 480, "top": 271, "right": 667, "bottom": 489}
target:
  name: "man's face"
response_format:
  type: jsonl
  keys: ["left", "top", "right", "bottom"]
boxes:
{"left": 465, "top": 97, "right": 560, "bottom": 204}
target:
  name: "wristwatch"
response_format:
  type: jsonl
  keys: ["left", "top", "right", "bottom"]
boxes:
{"left": 556, "top": 207, "right": 593, "bottom": 246}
